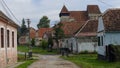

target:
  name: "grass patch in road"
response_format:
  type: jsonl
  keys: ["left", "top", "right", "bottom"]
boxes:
{"left": 15, "top": 59, "right": 36, "bottom": 68}
{"left": 18, "top": 45, "right": 58, "bottom": 55}
{"left": 61, "top": 54, "right": 120, "bottom": 68}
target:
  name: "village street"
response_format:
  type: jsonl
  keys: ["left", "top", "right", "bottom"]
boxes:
{"left": 28, "top": 54, "right": 79, "bottom": 68}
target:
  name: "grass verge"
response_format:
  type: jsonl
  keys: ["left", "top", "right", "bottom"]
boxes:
{"left": 61, "top": 54, "right": 120, "bottom": 68}
{"left": 18, "top": 45, "right": 58, "bottom": 55}
{"left": 16, "top": 54, "right": 37, "bottom": 68}
{"left": 15, "top": 60, "right": 36, "bottom": 68}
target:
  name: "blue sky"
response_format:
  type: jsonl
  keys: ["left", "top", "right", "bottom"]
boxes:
{"left": 0, "top": 0, "right": 120, "bottom": 29}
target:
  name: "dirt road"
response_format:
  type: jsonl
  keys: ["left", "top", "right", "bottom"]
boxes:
{"left": 28, "top": 55, "right": 79, "bottom": 68}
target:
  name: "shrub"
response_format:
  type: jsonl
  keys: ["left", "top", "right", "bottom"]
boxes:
{"left": 80, "top": 50, "right": 88, "bottom": 54}
{"left": 41, "top": 40, "right": 48, "bottom": 49}
{"left": 111, "top": 45, "right": 120, "bottom": 61}
{"left": 31, "top": 38, "right": 35, "bottom": 46}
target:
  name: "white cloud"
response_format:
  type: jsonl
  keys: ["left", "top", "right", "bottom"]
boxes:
{"left": 0, "top": 0, "right": 120, "bottom": 29}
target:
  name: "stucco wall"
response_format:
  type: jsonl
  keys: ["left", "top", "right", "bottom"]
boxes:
{"left": 78, "top": 42, "right": 97, "bottom": 52}
{"left": 0, "top": 21, "right": 17, "bottom": 68}
{"left": 97, "top": 32, "right": 120, "bottom": 56}
{"left": 105, "top": 33, "right": 120, "bottom": 45}
{"left": 77, "top": 37, "right": 97, "bottom": 53}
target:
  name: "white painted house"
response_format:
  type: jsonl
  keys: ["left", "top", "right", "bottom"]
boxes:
{"left": 0, "top": 11, "right": 18, "bottom": 68}
{"left": 75, "top": 20, "right": 98, "bottom": 53}
{"left": 97, "top": 9, "right": 120, "bottom": 59}
{"left": 59, "top": 5, "right": 101, "bottom": 53}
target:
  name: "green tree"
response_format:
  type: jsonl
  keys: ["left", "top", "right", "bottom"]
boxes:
{"left": 37, "top": 16, "right": 50, "bottom": 29}
{"left": 31, "top": 38, "right": 35, "bottom": 46}
{"left": 48, "top": 37, "right": 53, "bottom": 51}
{"left": 54, "top": 23, "right": 64, "bottom": 51}
{"left": 41, "top": 40, "right": 48, "bottom": 49}
{"left": 20, "top": 18, "right": 27, "bottom": 35}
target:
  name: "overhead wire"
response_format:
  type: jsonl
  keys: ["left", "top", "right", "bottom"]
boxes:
{"left": 1, "top": 0, "right": 21, "bottom": 24}
{"left": 0, "top": 0, "right": 12, "bottom": 18}
{"left": 97, "top": 0, "right": 114, "bottom": 8}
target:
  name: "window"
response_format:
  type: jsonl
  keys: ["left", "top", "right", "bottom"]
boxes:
{"left": 101, "top": 36, "right": 103, "bottom": 46}
{"left": 98, "top": 36, "right": 104, "bottom": 46}
{"left": 98, "top": 37, "right": 100, "bottom": 46}
{"left": 1, "top": 28, "right": 4, "bottom": 48}
{"left": 12, "top": 32, "right": 14, "bottom": 47}
{"left": 7, "top": 30, "right": 10, "bottom": 47}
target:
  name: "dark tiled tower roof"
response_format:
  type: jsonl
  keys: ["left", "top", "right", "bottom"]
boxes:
{"left": 87, "top": 5, "right": 101, "bottom": 14}
{"left": 60, "top": 5, "right": 69, "bottom": 13}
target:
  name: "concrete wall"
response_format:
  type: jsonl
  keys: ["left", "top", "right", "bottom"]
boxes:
{"left": 88, "top": 14, "right": 101, "bottom": 20}
{"left": 60, "top": 16, "right": 69, "bottom": 22}
{"left": 78, "top": 42, "right": 97, "bottom": 52}
{"left": 98, "top": 17, "right": 104, "bottom": 32}
{"left": 0, "top": 21, "right": 17, "bottom": 68}
{"left": 77, "top": 37, "right": 97, "bottom": 53}
{"left": 59, "top": 37, "right": 77, "bottom": 53}
{"left": 62, "top": 37, "right": 98, "bottom": 53}
{"left": 105, "top": 33, "right": 120, "bottom": 45}
{"left": 19, "top": 36, "right": 29, "bottom": 45}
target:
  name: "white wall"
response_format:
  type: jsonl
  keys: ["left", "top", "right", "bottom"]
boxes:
{"left": 63, "top": 37, "right": 77, "bottom": 53}
{"left": 0, "top": 21, "right": 17, "bottom": 68}
{"left": 105, "top": 33, "right": 120, "bottom": 45}
{"left": 97, "top": 32, "right": 120, "bottom": 56}
{"left": 98, "top": 17, "right": 104, "bottom": 32}
{"left": 78, "top": 42, "right": 97, "bottom": 52}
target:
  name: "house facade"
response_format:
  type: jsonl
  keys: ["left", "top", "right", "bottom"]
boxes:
{"left": 75, "top": 20, "right": 98, "bottom": 53}
{"left": 59, "top": 5, "right": 101, "bottom": 53}
{"left": 19, "top": 27, "right": 36, "bottom": 45}
{"left": 97, "top": 9, "right": 120, "bottom": 60}
{"left": 35, "top": 28, "right": 52, "bottom": 46}
{"left": 0, "top": 11, "right": 18, "bottom": 68}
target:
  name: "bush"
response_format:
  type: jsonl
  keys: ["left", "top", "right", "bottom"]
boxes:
{"left": 41, "top": 40, "right": 48, "bottom": 49}
{"left": 111, "top": 45, "right": 120, "bottom": 61}
{"left": 31, "top": 38, "right": 35, "bottom": 46}
{"left": 79, "top": 50, "right": 97, "bottom": 54}
{"left": 80, "top": 50, "right": 88, "bottom": 54}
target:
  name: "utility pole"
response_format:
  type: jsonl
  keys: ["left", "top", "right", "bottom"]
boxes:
{"left": 26, "top": 19, "right": 30, "bottom": 47}
{"left": 26, "top": 19, "right": 32, "bottom": 58}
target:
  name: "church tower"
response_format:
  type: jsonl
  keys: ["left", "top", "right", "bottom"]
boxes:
{"left": 59, "top": 5, "right": 70, "bottom": 22}
{"left": 87, "top": 5, "right": 101, "bottom": 20}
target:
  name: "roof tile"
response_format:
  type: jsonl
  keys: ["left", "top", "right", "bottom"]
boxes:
{"left": 38, "top": 28, "right": 52, "bottom": 38}
{"left": 87, "top": 5, "right": 101, "bottom": 14}
{"left": 103, "top": 9, "right": 120, "bottom": 32}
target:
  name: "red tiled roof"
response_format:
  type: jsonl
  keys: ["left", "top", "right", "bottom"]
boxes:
{"left": 38, "top": 28, "right": 52, "bottom": 38}
{"left": 69, "top": 11, "right": 88, "bottom": 22}
{"left": 61, "top": 22, "right": 85, "bottom": 37}
{"left": 76, "top": 20, "right": 98, "bottom": 37}
{"left": 103, "top": 9, "right": 120, "bottom": 32}
{"left": 60, "top": 5, "right": 69, "bottom": 13}
{"left": 87, "top": 5, "right": 101, "bottom": 14}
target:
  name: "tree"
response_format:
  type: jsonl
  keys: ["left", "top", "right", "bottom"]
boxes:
{"left": 53, "top": 23, "right": 64, "bottom": 51}
{"left": 41, "top": 40, "right": 48, "bottom": 49}
{"left": 48, "top": 36, "right": 53, "bottom": 51}
{"left": 31, "top": 38, "right": 35, "bottom": 46}
{"left": 20, "top": 18, "right": 27, "bottom": 35}
{"left": 37, "top": 16, "right": 50, "bottom": 29}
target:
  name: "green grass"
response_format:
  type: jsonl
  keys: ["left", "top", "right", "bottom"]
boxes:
{"left": 61, "top": 54, "right": 120, "bottom": 68}
{"left": 18, "top": 45, "right": 58, "bottom": 55}
{"left": 16, "top": 54, "right": 37, "bottom": 68}
{"left": 15, "top": 60, "right": 36, "bottom": 68}
{"left": 18, "top": 54, "right": 26, "bottom": 62}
